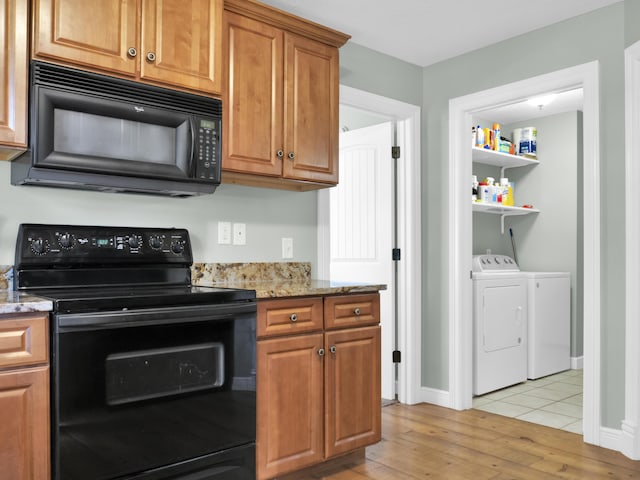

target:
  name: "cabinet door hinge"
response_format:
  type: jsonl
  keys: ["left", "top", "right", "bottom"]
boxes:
{"left": 392, "top": 350, "right": 401, "bottom": 363}
{"left": 392, "top": 248, "right": 401, "bottom": 261}
{"left": 391, "top": 146, "right": 400, "bottom": 159}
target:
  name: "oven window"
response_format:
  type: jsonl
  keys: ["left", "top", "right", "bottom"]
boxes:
{"left": 105, "top": 342, "right": 224, "bottom": 405}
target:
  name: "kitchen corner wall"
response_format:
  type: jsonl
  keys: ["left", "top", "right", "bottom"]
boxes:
{"left": 0, "top": 162, "right": 318, "bottom": 268}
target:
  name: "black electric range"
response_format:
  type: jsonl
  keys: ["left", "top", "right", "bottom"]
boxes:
{"left": 14, "top": 224, "right": 257, "bottom": 480}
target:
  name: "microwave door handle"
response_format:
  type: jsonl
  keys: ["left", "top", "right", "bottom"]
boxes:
{"left": 189, "top": 118, "right": 196, "bottom": 176}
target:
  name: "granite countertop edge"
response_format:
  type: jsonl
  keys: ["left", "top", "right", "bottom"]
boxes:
{"left": 0, "top": 291, "right": 54, "bottom": 315}
{"left": 209, "top": 279, "right": 387, "bottom": 299}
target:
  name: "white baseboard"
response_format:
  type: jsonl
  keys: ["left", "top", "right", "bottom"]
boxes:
{"left": 419, "top": 387, "right": 452, "bottom": 409}
{"left": 571, "top": 356, "right": 584, "bottom": 370}
{"left": 600, "top": 427, "right": 626, "bottom": 454}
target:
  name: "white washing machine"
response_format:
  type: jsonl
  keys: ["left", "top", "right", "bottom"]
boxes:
{"left": 525, "top": 271, "right": 571, "bottom": 379}
{"left": 472, "top": 254, "right": 527, "bottom": 396}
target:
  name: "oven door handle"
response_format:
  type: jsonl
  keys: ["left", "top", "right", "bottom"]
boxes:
{"left": 55, "top": 302, "right": 256, "bottom": 331}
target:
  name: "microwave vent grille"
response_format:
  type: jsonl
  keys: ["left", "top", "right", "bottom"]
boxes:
{"left": 31, "top": 61, "right": 221, "bottom": 117}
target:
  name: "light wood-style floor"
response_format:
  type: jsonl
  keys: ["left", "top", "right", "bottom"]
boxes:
{"left": 286, "top": 402, "right": 640, "bottom": 479}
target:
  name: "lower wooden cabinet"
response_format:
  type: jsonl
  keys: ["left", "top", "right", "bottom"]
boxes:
{"left": 256, "top": 293, "right": 381, "bottom": 480}
{"left": 256, "top": 333, "right": 324, "bottom": 478}
{"left": 325, "top": 326, "right": 381, "bottom": 458}
{"left": 0, "top": 313, "right": 50, "bottom": 480}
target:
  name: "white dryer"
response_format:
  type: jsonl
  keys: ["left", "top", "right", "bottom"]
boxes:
{"left": 525, "top": 271, "right": 571, "bottom": 379}
{"left": 472, "top": 254, "right": 527, "bottom": 395}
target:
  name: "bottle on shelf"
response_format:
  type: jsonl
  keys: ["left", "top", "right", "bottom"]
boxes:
{"left": 492, "top": 123, "right": 501, "bottom": 151}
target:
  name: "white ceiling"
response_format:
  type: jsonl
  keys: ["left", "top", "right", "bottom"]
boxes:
{"left": 258, "top": 0, "right": 621, "bottom": 68}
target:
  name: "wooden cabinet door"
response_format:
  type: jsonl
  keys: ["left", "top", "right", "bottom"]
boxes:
{"left": 324, "top": 326, "right": 381, "bottom": 458}
{"left": 0, "top": 0, "right": 28, "bottom": 155}
{"left": 141, "top": 0, "right": 222, "bottom": 94}
{"left": 0, "top": 366, "right": 50, "bottom": 480}
{"left": 33, "top": 0, "right": 139, "bottom": 76}
{"left": 283, "top": 32, "right": 339, "bottom": 184}
{"left": 223, "top": 11, "right": 283, "bottom": 176}
{"left": 256, "top": 333, "right": 324, "bottom": 480}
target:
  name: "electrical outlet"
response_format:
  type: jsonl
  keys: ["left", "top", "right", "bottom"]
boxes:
{"left": 217, "top": 222, "right": 231, "bottom": 244}
{"left": 233, "top": 223, "right": 246, "bottom": 245}
{"left": 282, "top": 237, "right": 293, "bottom": 259}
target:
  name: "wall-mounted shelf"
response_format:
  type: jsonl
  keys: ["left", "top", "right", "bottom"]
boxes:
{"left": 472, "top": 202, "right": 540, "bottom": 233}
{"left": 472, "top": 147, "right": 539, "bottom": 176}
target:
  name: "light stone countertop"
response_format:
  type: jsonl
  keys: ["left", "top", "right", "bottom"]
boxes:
{"left": 0, "top": 291, "right": 53, "bottom": 314}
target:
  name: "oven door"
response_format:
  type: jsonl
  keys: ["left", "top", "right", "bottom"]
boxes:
{"left": 51, "top": 302, "right": 256, "bottom": 480}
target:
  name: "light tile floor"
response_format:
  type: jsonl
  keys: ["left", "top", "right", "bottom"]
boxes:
{"left": 472, "top": 369, "right": 583, "bottom": 434}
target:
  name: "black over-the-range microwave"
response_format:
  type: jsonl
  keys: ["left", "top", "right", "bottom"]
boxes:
{"left": 12, "top": 61, "right": 222, "bottom": 197}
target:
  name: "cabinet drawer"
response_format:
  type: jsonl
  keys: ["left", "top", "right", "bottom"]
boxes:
{"left": 258, "top": 297, "right": 323, "bottom": 338}
{"left": 324, "top": 294, "right": 380, "bottom": 330}
{"left": 0, "top": 314, "right": 48, "bottom": 369}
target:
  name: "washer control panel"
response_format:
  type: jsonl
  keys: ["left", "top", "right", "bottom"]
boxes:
{"left": 472, "top": 254, "right": 519, "bottom": 272}
{"left": 15, "top": 224, "right": 192, "bottom": 266}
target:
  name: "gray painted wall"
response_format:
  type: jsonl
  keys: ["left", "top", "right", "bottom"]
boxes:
{"left": 340, "top": 42, "right": 423, "bottom": 106}
{"left": 421, "top": 3, "right": 625, "bottom": 427}
{"left": 0, "top": 162, "right": 318, "bottom": 266}
{"left": 473, "top": 111, "right": 581, "bottom": 357}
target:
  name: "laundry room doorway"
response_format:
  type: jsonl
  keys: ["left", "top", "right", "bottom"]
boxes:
{"left": 448, "top": 62, "right": 601, "bottom": 445}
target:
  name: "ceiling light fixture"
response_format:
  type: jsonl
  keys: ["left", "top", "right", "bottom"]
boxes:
{"left": 527, "top": 93, "right": 558, "bottom": 110}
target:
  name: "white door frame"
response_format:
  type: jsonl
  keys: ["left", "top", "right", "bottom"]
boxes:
{"left": 448, "top": 62, "right": 601, "bottom": 445}
{"left": 623, "top": 40, "right": 640, "bottom": 460}
{"left": 317, "top": 85, "right": 422, "bottom": 404}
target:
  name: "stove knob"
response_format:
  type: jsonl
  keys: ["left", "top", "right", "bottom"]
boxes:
{"left": 30, "top": 238, "right": 47, "bottom": 255}
{"left": 149, "top": 235, "right": 163, "bottom": 250}
{"left": 171, "top": 241, "right": 184, "bottom": 254}
{"left": 59, "top": 233, "right": 74, "bottom": 249}
{"left": 128, "top": 236, "right": 139, "bottom": 249}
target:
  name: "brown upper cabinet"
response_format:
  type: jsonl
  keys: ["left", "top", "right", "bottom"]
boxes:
{"left": 33, "top": 0, "right": 223, "bottom": 95}
{"left": 222, "top": 0, "right": 350, "bottom": 191}
{"left": 0, "top": 0, "right": 28, "bottom": 160}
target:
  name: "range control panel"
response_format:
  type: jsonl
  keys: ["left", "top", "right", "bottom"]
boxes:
{"left": 472, "top": 254, "right": 520, "bottom": 272}
{"left": 15, "top": 224, "right": 193, "bottom": 266}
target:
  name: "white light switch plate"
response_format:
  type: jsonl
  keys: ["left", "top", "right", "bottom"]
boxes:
{"left": 218, "top": 221, "right": 231, "bottom": 244}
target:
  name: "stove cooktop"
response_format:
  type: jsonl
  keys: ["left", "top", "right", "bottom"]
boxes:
{"left": 29, "top": 285, "right": 256, "bottom": 314}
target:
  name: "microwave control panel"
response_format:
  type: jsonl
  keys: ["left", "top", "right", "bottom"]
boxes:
{"left": 194, "top": 117, "right": 221, "bottom": 182}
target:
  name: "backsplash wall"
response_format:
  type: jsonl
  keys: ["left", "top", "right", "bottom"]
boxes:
{"left": 0, "top": 162, "right": 319, "bottom": 268}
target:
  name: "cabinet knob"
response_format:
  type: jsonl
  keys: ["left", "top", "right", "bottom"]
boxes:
{"left": 146, "top": 52, "right": 156, "bottom": 62}
{"left": 289, "top": 313, "right": 297, "bottom": 322}
{"left": 288, "top": 152, "right": 295, "bottom": 160}
{"left": 276, "top": 150, "right": 284, "bottom": 158}
{"left": 127, "top": 47, "right": 137, "bottom": 58}
{"left": 317, "top": 348, "right": 325, "bottom": 357}
{"left": 354, "top": 307, "right": 361, "bottom": 316}
{"left": 329, "top": 345, "right": 337, "bottom": 354}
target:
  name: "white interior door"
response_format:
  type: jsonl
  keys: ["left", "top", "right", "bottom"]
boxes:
{"left": 330, "top": 121, "right": 395, "bottom": 400}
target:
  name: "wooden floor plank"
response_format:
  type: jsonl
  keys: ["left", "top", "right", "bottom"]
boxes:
{"left": 296, "top": 403, "right": 640, "bottom": 480}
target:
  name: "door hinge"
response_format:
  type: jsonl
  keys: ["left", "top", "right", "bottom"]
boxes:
{"left": 391, "top": 146, "right": 400, "bottom": 159}
{"left": 392, "top": 350, "right": 401, "bottom": 363}
{"left": 392, "top": 248, "right": 401, "bottom": 261}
